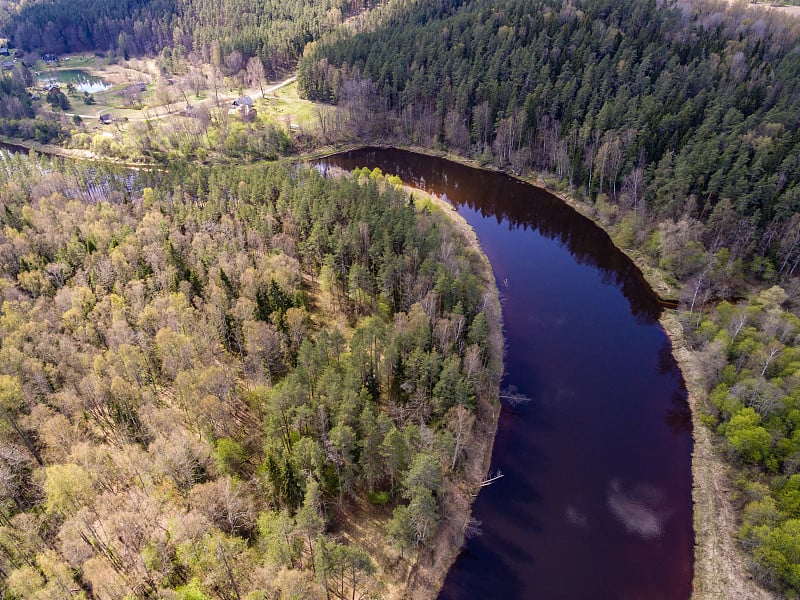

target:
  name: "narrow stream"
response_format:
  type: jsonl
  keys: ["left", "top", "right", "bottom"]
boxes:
{"left": 316, "top": 147, "right": 693, "bottom": 599}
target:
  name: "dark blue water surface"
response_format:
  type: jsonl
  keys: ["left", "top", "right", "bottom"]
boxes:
{"left": 317, "top": 148, "right": 693, "bottom": 600}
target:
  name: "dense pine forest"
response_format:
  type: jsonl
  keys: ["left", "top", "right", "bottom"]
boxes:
{"left": 299, "top": 0, "right": 800, "bottom": 291}
{"left": 2, "top": 0, "right": 375, "bottom": 75}
{"left": 0, "top": 154, "right": 501, "bottom": 599}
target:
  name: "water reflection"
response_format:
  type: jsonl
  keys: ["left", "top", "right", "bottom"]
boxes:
{"left": 0, "top": 147, "right": 139, "bottom": 203}
{"left": 36, "top": 69, "right": 112, "bottom": 93}
{"left": 607, "top": 479, "right": 666, "bottom": 539}
{"left": 317, "top": 148, "right": 663, "bottom": 323}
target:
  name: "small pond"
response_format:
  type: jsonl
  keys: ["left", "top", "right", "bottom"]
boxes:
{"left": 36, "top": 69, "right": 111, "bottom": 93}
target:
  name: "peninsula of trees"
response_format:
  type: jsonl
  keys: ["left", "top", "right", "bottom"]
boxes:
{"left": 0, "top": 155, "right": 502, "bottom": 599}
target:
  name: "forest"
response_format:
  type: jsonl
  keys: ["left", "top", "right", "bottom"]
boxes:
{"left": 1, "top": 0, "right": 800, "bottom": 594}
{"left": 0, "top": 153, "right": 502, "bottom": 599}
{"left": 1, "top": 0, "right": 375, "bottom": 76}
{"left": 299, "top": 0, "right": 800, "bottom": 295}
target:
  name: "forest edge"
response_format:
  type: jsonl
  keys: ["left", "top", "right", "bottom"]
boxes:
{"left": 300, "top": 165, "right": 505, "bottom": 600}
{"left": 400, "top": 184, "right": 503, "bottom": 600}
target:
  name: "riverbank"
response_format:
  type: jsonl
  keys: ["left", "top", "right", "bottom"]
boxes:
{"left": 661, "top": 314, "right": 775, "bottom": 600}
{"left": 0, "top": 137, "right": 97, "bottom": 160}
{"left": 394, "top": 144, "right": 765, "bottom": 599}
{"left": 0, "top": 137, "right": 161, "bottom": 170}
{"left": 312, "top": 143, "right": 682, "bottom": 302}
{"left": 505, "top": 160, "right": 772, "bottom": 600}
{"left": 402, "top": 185, "right": 503, "bottom": 600}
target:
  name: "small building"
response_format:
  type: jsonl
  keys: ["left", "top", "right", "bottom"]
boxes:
{"left": 0, "top": 47, "right": 9, "bottom": 56}
{"left": 0, "top": 61, "right": 13, "bottom": 70}
{"left": 232, "top": 95, "right": 253, "bottom": 108}
{"left": 42, "top": 53, "right": 57, "bottom": 63}
{"left": 99, "top": 113, "right": 112, "bottom": 125}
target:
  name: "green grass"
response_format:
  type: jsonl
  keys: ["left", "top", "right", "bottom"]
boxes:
{"left": 256, "top": 83, "right": 317, "bottom": 128}
{"left": 32, "top": 54, "right": 106, "bottom": 71}
{"left": 59, "top": 54, "right": 102, "bottom": 68}
{"left": 272, "top": 81, "right": 299, "bottom": 98}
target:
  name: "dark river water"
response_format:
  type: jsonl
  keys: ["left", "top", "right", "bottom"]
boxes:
{"left": 316, "top": 147, "right": 693, "bottom": 600}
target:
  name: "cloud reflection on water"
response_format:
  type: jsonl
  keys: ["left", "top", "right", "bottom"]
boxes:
{"left": 607, "top": 479, "right": 665, "bottom": 539}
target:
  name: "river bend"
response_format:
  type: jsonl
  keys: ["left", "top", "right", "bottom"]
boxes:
{"left": 317, "top": 147, "right": 693, "bottom": 600}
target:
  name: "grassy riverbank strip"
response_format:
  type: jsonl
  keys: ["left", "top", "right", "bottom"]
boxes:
{"left": 661, "top": 314, "right": 775, "bottom": 600}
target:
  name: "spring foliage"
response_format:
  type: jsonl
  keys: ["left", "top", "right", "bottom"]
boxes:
{"left": 0, "top": 154, "right": 500, "bottom": 599}
{"left": 691, "top": 287, "right": 800, "bottom": 594}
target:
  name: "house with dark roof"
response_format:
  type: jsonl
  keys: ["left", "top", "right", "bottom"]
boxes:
{"left": 232, "top": 96, "right": 253, "bottom": 107}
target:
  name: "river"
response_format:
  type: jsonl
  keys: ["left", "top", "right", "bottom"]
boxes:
{"left": 316, "top": 147, "right": 694, "bottom": 599}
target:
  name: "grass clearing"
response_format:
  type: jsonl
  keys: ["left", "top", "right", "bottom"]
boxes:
{"left": 57, "top": 54, "right": 99, "bottom": 68}
{"left": 257, "top": 81, "right": 317, "bottom": 129}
